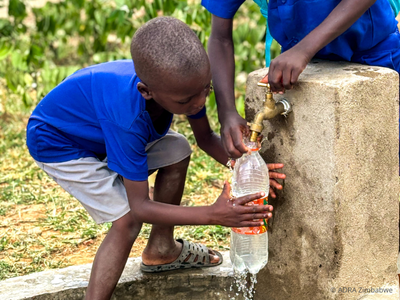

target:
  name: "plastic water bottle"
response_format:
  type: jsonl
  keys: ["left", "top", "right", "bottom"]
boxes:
{"left": 230, "top": 141, "right": 269, "bottom": 275}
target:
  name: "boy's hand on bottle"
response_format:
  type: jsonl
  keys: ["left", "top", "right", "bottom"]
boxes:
{"left": 228, "top": 134, "right": 264, "bottom": 168}
{"left": 211, "top": 181, "right": 273, "bottom": 227}
{"left": 220, "top": 111, "right": 249, "bottom": 159}
{"left": 267, "top": 163, "right": 286, "bottom": 198}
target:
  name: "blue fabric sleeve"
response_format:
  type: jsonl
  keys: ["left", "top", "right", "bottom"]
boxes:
{"left": 389, "top": 0, "right": 400, "bottom": 16}
{"left": 187, "top": 106, "right": 206, "bottom": 119}
{"left": 201, "top": 0, "right": 246, "bottom": 19}
{"left": 100, "top": 119, "right": 149, "bottom": 181}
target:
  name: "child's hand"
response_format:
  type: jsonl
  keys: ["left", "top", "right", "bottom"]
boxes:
{"left": 267, "top": 163, "right": 286, "bottom": 198}
{"left": 220, "top": 111, "right": 249, "bottom": 158}
{"left": 260, "top": 46, "right": 311, "bottom": 94}
{"left": 211, "top": 181, "right": 273, "bottom": 227}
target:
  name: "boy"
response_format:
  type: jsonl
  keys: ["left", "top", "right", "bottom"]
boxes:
{"left": 202, "top": 0, "right": 400, "bottom": 158}
{"left": 26, "top": 17, "right": 285, "bottom": 300}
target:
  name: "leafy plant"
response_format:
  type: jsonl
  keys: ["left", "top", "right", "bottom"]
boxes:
{"left": 0, "top": 0, "right": 272, "bottom": 115}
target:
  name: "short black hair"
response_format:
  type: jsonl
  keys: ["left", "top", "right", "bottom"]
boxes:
{"left": 131, "top": 17, "right": 209, "bottom": 87}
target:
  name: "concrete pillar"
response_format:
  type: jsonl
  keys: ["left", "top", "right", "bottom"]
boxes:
{"left": 245, "top": 61, "right": 399, "bottom": 300}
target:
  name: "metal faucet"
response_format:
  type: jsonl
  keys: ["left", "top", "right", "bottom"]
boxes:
{"left": 249, "top": 82, "right": 291, "bottom": 142}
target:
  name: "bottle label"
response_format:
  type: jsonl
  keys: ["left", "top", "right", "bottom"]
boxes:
{"left": 232, "top": 197, "right": 268, "bottom": 235}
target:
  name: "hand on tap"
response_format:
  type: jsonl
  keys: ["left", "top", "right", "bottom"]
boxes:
{"left": 259, "top": 46, "right": 311, "bottom": 94}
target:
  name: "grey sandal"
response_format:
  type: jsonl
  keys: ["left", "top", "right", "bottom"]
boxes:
{"left": 140, "top": 238, "right": 223, "bottom": 273}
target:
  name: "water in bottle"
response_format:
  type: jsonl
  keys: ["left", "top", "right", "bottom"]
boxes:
{"left": 230, "top": 141, "right": 270, "bottom": 275}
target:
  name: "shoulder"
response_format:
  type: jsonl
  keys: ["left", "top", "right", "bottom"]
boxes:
{"left": 59, "top": 60, "right": 137, "bottom": 88}
{"left": 90, "top": 60, "right": 146, "bottom": 128}
{"left": 201, "top": 0, "right": 246, "bottom": 19}
{"left": 87, "top": 60, "right": 137, "bottom": 80}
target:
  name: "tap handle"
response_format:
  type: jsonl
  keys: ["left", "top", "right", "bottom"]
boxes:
{"left": 257, "top": 81, "right": 273, "bottom": 101}
{"left": 257, "top": 81, "right": 271, "bottom": 91}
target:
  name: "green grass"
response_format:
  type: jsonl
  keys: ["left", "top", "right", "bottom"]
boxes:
{"left": 0, "top": 86, "right": 232, "bottom": 280}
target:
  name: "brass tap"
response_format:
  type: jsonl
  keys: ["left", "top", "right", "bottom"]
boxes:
{"left": 249, "top": 82, "right": 291, "bottom": 142}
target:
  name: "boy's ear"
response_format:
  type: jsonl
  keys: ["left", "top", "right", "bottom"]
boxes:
{"left": 137, "top": 82, "right": 153, "bottom": 100}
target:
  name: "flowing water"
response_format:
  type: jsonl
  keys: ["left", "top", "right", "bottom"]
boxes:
{"left": 226, "top": 271, "right": 259, "bottom": 300}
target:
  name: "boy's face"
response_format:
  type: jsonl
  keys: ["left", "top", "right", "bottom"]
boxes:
{"left": 137, "top": 68, "right": 212, "bottom": 116}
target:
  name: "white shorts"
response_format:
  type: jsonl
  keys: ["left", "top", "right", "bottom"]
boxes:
{"left": 34, "top": 129, "right": 192, "bottom": 224}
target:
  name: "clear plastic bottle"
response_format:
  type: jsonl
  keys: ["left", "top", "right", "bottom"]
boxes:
{"left": 230, "top": 141, "right": 269, "bottom": 274}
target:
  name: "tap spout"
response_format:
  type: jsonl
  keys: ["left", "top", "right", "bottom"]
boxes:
{"left": 249, "top": 82, "right": 291, "bottom": 142}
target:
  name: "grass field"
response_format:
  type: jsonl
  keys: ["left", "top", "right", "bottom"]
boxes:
{"left": 0, "top": 88, "right": 233, "bottom": 280}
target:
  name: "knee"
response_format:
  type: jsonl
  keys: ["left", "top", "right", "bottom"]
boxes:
{"left": 163, "top": 133, "right": 191, "bottom": 171}
{"left": 164, "top": 131, "right": 191, "bottom": 158}
{"left": 162, "top": 155, "right": 190, "bottom": 173}
{"left": 112, "top": 212, "right": 142, "bottom": 239}
{"left": 147, "top": 131, "right": 192, "bottom": 172}
{"left": 173, "top": 154, "right": 190, "bottom": 168}
{"left": 158, "top": 132, "right": 191, "bottom": 172}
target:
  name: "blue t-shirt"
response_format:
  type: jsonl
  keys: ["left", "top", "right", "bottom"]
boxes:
{"left": 202, "top": 0, "right": 398, "bottom": 63}
{"left": 26, "top": 60, "right": 205, "bottom": 181}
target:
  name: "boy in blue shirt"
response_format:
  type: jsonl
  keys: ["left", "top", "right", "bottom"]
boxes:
{"left": 26, "top": 17, "right": 285, "bottom": 300}
{"left": 202, "top": 0, "right": 400, "bottom": 158}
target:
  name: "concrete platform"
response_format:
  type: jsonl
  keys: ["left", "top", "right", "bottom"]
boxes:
{"left": 0, "top": 251, "right": 242, "bottom": 300}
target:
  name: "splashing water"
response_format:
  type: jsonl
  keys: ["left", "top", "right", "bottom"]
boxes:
{"left": 227, "top": 271, "right": 259, "bottom": 300}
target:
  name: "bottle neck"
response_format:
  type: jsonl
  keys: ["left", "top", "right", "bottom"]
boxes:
{"left": 246, "top": 141, "right": 260, "bottom": 152}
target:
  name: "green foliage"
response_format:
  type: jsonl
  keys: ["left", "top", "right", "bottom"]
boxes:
{"left": 8, "top": 0, "right": 27, "bottom": 26}
{"left": 0, "top": 0, "right": 272, "bottom": 115}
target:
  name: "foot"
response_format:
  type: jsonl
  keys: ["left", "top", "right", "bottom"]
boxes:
{"left": 141, "top": 239, "right": 220, "bottom": 266}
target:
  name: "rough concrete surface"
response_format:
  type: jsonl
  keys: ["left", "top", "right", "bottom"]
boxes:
{"left": 245, "top": 60, "right": 399, "bottom": 300}
{"left": 0, "top": 252, "right": 243, "bottom": 300}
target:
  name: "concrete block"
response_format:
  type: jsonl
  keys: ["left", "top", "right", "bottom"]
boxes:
{"left": 245, "top": 60, "right": 399, "bottom": 300}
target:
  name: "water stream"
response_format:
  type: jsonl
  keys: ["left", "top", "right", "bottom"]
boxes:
{"left": 227, "top": 271, "right": 259, "bottom": 300}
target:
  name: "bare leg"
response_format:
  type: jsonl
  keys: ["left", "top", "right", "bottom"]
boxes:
{"left": 85, "top": 213, "right": 142, "bottom": 300}
{"left": 141, "top": 156, "right": 219, "bottom": 265}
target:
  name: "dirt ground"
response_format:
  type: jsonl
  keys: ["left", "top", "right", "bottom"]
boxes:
{"left": 0, "top": 172, "right": 226, "bottom": 268}
{"left": 0, "top": 190, "right": 149, "bottom": 267}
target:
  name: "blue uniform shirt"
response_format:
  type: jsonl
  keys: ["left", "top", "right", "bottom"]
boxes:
{"left": 26, "top": 60, "right": 205, "bottom": 181}
{"left": 202, "top": 0, "right": 400, "bottom": 71}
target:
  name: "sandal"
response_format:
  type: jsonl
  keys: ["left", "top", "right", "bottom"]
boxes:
{"left": 140, "top": 238, "right": 223, "bottom": 273}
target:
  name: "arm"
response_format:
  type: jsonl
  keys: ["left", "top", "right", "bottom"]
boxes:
{"left": 124, "top": 178, "right": 271, "bottom": 227}
{"left": 188, "top": 114, "right": 228, "bottom": 165}
{"left": 263, "top": 0, "right": 377, "bottom": 93}
{"left": 208, "top": 14, "right": 249, "bottom": 158}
